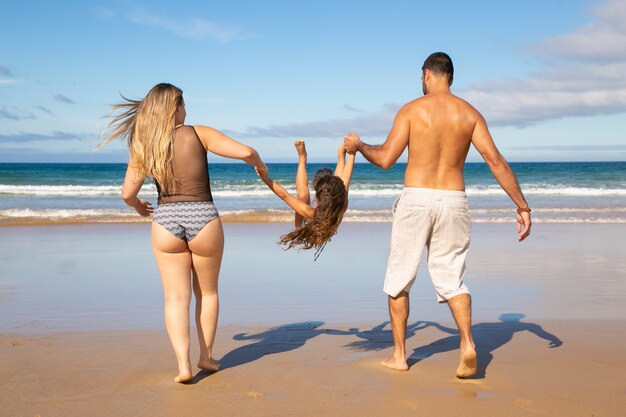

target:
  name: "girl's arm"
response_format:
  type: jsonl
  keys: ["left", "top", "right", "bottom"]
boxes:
{"left": 257, "top": 170, "right": 315, "bottom": 220}
{"left": 335, "top": 143, "right": 355, "bottom": 191}
{"left": 340, "top": 152, "right": 356, "bottom": 192}
{"left": 334, "top": 144, "right": 346, "bottom": 177}
{"left": 121, "top": 162, "right": 153, "bottom": 217}
{"left": 194, "top": 125, "right": 267, "bottom": 174}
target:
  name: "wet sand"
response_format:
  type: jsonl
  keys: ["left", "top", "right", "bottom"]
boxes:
{"left": 1, "top": 222, "right": 626, "bottom": 416}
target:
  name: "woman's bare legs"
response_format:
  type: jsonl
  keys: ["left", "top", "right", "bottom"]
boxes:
{"left": 188, "top": 218, "right": 224, "bottom": 372}
{"left": 152, "top": 223, "right": 193, "bottom": 382}
{"left": 294, "top": 140, "right": 310, "bottom": 228}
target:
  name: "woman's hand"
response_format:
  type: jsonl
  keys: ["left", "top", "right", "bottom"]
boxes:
{"left": 255, "top": 165, "right": 269, "bottom": 179}
{"left": 255, "top": 161, "right": 268, "bottom": 177}
{"left": 133, "top": 198, "right": 153, "bottom": 217}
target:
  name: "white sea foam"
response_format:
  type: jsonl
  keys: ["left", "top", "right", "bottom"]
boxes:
{"left": 466, "top": 185, "right": 626, "bottom": 197}
{"left": 0, "top": 208, "right": 131, "bottom": 218}
{"left": 0, "top": 184, "right": 158, "bottom": 197}
{"left": 2, "top": 182, "right": 625, "bottom": 198}
{"left": 2, "top": 207, "right": 625, "bottom": 223}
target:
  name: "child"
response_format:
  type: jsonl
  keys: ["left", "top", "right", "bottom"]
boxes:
{"left": 256, "top": 140, "right": 355, "bottom": 258}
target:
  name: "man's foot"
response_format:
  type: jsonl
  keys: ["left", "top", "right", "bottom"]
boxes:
{"left": 198, "top": 357, "right": 221, "bottom": 372}
{"left": 381, "top": 356, "right": 409, "bottom": 371}
{"left": 294, "top": 140, "right": 307, "bottom": 159}
{"left": 456, "top": 345, "right": 477, "bottom": 378}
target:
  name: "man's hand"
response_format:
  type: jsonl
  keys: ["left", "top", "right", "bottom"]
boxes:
{"left": 517, "top": 211, "right": 531, "bottom": 241}
{"left": 344, "top": 132, "right": 362, "bottom": 154}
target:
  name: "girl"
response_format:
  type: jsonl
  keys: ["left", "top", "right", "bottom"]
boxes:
{"left": 257, "top": 140, "right": 355, "bottom": 258}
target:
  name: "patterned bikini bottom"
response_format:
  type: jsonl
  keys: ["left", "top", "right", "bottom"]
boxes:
{"left": 153, "top": 201, "right": 219, "bottom": 241}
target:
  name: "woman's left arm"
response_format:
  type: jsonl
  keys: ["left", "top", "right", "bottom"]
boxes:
{"left": 121, "top": 163, "right": 153, "bottom": 217}
{"left": 194, "top": 125, "right": 267, "bottom": 174}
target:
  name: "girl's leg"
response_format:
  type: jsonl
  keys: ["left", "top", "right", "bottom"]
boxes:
{"left": 152, "top": 223, "right": 193, "bottom": 383}
{"left": 294, "top": 140, "right": 310, "bottom": 228}
{"left": 188, "top": 218, "right": 225, "bottom": 372}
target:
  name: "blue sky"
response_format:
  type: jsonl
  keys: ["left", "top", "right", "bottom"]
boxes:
{"left": 1, "top": 0, "right": 625, "bottom": 163}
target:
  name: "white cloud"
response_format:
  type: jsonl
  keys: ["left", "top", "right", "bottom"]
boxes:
{"left": 233, "top": 0, "right": 626, "bottom": 136}
{"left": 229, "top": 103, "right": 399, "bottom": 139}
{"left": 0, "top": 131, "right": 84, "bottom": 143}
{"left": 53, "top": 93, "right": 75, "bottom": 104}
{"left": 462, "top": 0, "right": 626, "bottom": 126}
{"left": 530, "top": 0, "right": 626, "bottom": 61}
{"left": 0, "top": 65, "right": 12, "bottom": 76}
{"left": 0, "top": 108, "right": 36, "bottom": 121}
{"left": 127, "top": 8, "right": 247, "bottom": 44}
{"left": 36, "top": 106, "right": 54, "bottom": 116}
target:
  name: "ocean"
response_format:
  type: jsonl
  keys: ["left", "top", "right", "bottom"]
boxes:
{"left": 1, "top": 161, "right": 625, "bottom": 224}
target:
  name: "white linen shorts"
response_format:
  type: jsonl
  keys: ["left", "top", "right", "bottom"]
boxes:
{"left": 383, "top": 187, "right": 471, "bottom": 303}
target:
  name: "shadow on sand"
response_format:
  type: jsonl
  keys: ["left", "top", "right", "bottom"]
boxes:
{"left": 190, "top": 321, "right": 352, "bottom": 383}
{"left": 189, "top": 314, "right": 562, "bottom": 383}
{"left": 345, "top": 313, "right": 563, "bottom": 379}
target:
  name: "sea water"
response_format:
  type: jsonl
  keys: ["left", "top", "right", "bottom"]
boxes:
{"left": 1, "top": 161, "right": 625, "bottom": 223}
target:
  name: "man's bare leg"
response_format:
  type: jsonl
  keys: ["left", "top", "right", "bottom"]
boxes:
{"left": 381, "top": 291, "right": 409, "bottom": 371}
{"left": 294, "top": 140, "right": 310, "bottom": 228}
{"left": 447, "top": 293, "right": 477, "bottom": 378}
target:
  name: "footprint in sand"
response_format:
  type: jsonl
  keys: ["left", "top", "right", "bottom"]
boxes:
{"left": 514, "top": 398, "right": 546, "bottom": 415}
{"left": 246, "top": 391, "right": 264, "bottom": 399}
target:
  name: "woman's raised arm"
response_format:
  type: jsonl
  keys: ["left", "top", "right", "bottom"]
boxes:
{"left": 194, "top": 125, "right": 267, "bottom": 173}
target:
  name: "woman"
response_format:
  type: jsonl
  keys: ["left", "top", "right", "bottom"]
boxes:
{"left": 257, "top": 140, "right": 354, "bottom": 259}
{"left": 101, "top": 83, "right": 267, "bottom": 383}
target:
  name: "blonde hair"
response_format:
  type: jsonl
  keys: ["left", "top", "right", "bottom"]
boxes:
{"left": 100, "top": 83, "right": 183, "bottom": 194}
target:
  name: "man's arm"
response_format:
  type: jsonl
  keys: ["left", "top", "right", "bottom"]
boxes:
{"left": 344, "top": 106, "right": 410, "bottom": 170}
{"left": 471, "top": 116, "right": 531, "bottom": 241}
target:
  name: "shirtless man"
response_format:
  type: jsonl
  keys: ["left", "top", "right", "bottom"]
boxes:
{"left": 344, "top": 52, "right": 531, "bottom": 378}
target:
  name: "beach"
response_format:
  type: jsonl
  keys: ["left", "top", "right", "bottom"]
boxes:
{"left": 1, "top": 222, "right": 625, "bottom": 416}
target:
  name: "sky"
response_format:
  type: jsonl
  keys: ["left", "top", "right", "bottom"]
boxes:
{"left": 1, "top": 0, "right": 625, "bottom": 163}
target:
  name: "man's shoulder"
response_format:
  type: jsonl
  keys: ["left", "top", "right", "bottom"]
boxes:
{"left": 450, "top": 93, "right": 482, "bottom": 114}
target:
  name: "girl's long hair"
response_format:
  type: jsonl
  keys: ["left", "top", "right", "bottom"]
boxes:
{"left": 100, "top": 83, "right": 183, "bottom": 194}
{"left": 279, "top": 169, "right": 346, "bottom": 251}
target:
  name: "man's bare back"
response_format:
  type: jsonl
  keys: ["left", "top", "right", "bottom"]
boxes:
{"left": 400, "top": 91, "right": 479, "bottom": 190}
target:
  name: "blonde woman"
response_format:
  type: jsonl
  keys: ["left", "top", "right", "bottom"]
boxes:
{"left": 101, "top": 83, "right": 267, "bottom": 383}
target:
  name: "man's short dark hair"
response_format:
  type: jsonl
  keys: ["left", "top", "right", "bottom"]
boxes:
{"left": 422, "top": 52, "right": 454, "bottom": 84}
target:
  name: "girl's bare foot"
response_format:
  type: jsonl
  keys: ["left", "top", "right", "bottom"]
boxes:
{"left": 198, "top": 357, "right": 221, "bottom": 372}
{"left": 294, "top": 140, "right": 307, "bottom": 159}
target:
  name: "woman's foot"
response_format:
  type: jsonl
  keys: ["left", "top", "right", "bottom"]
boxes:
{"left": 198, "top": 357, "right": 221, "bottom": 372}
{"left": 295, "top": 140, "right": 307, "bottom": 159}
{"left": 174, "top": 361, "right": 193, "bottom": 383}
